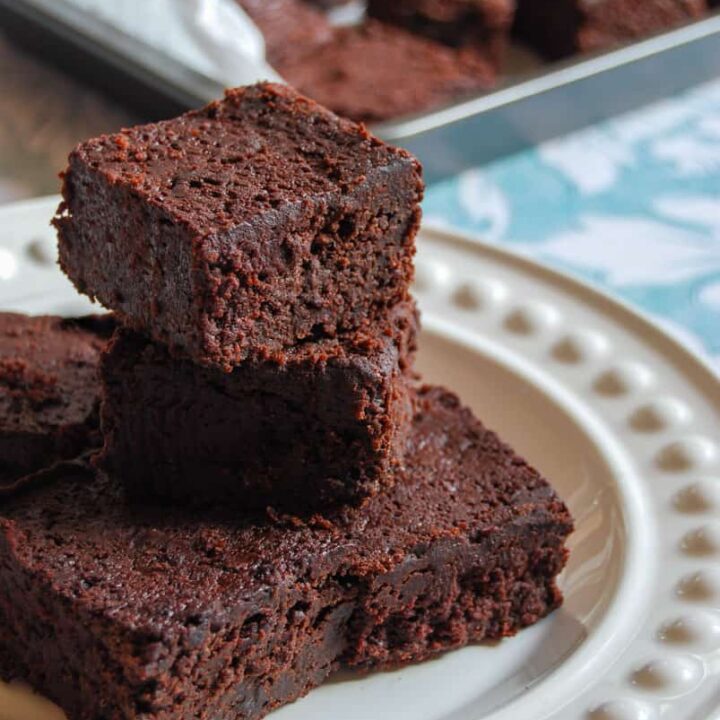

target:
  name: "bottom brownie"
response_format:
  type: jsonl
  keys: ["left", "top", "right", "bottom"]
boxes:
{"left": 0, "top": 386, "right": 573, "bottom": 720}
{"left": 0, "top": 313, "right": 114, "bottom": 496}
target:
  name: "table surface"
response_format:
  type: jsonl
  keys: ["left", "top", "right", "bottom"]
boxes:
{"left": 1, "top": 34, "right": 718, "bottom": 372}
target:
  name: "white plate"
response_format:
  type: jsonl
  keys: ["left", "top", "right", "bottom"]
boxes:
{"left": 0, "top": 197, "right": 719, "bottom": 720}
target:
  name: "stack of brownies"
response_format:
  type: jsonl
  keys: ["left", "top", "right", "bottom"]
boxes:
{"left": 0, "top": 83, "right": 572, "bottom": 720}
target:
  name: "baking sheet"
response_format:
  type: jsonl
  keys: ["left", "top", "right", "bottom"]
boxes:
{"left": 1, "top": 0, "right": 719, "bottom": 182}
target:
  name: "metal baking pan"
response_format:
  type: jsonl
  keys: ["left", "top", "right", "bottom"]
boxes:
{"left": 1, "top": 0, "right": 719, "bottom": 183}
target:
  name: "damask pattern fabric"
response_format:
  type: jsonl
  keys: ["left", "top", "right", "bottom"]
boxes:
{"left": 425, "top": 79, "right": 720, "bottom": 370}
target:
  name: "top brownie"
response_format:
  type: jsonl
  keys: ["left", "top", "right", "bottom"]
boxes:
{"left": 55, "top": 83, "right": 423, "bottom": 371}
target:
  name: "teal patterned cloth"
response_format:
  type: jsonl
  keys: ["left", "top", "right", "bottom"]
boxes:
{"left": 424, "top": 79, "right": 720, "bottom": 372}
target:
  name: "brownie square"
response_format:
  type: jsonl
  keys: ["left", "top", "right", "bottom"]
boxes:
{"left": 366, "top": 0, "right": 516, "bottom": 67}
{"left": 0, "top": 386, "right": 573, "bottom": 720}
{"left": 0, "top": 313, "right": 114, "bottom": 497}
{"left": 276, "top": 21, "right": 496, "bottom": 124}
{"left": 55, "top": 83, "right": 423, "bottom": 371}
{"left": 514, "top": 0, "right": 707, "bottom": 60}
{"left": 98, "top": 300, "right": 418, "bottom": 510}
{"left": 236, "top": 0, "right": 333, "bottom": 65}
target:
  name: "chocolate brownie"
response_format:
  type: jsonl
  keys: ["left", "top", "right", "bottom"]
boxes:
{"left": 366, "top": 0, "right": 515, "bottom": 67}
{"left": 0, "top": 386, "right": 573, "bottom": 720}
{"left": 55, "top": 83, "right": 423, "bottom": 371}
{"left": 277, "top": 22, "right": 496, "bottom": 123}
{"left": 236, "top": 0, "right": 333, "bottom": 65}
{"left": 514, "top": 0, "right": 707, "bottom": 60}
{"left": 99, "top": 300, "right": 418, "bottom": 510}
{"left": 0, "top": 313, "right": 114, "bottom": 497}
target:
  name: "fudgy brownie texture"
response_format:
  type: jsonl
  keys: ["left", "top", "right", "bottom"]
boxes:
{"left": 277, "top": 21, "right": 496, "bottom": 123}
{"left": 514, "top": 0, "right": 707, "bottom": 60}
{"left": 99, "top": 301, "right": 418, "bottom": 511}
{"left": 236, "top": 0, "right": 333, "bottom": 65}
{"left": 366, "top": 0, "right": 515, "bottom": 68}
{"left": 55, "top": 83, "right": 423, "bottom": 371}
{"left": 0, "top": 386, "right": 573, "bottom": 720}
{"left": 0, "top": 313, "right": 114, "bottom": 497}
